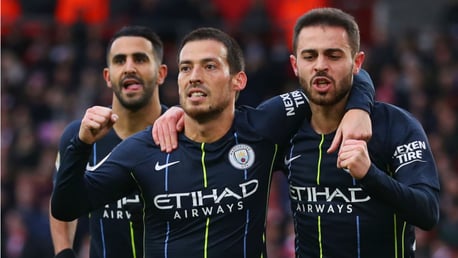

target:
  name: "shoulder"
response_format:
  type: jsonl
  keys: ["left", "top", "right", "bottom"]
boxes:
{"left": 372, "top": 102, "right": 422, "bottom": 127}
{"left": 371, "top": 102, "right": 428, "bottom": 148}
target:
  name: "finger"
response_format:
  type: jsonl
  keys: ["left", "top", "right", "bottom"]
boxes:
{"left": 110, "top": 114, "right": 119, "bottom": 123}
{"left": 162, "top": 120, "right": 174, "bottom": 153}
{"left": 82, "top": 118, "right": 102, "bottom": 131}
{"left": 87, "top": 113, "right": 110, "bottom": 126}
{"left": 167, "top": 120, "right": 178, "bottom": 152}
{"left": 157, "top": 126, "right": 167, "bottom": 152}
{"left": 328, "top": 126, "right": 343, "bottom": 153}
{"left": 105, "top": 114, "right": 118, "bottom": 129}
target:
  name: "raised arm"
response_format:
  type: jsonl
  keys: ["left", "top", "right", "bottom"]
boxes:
{"left": 51, "top": 106, "right": 122, "bottom": 221}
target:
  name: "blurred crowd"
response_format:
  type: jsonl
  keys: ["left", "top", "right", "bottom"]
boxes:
{"left": 1, "top": 0, "right": 457, "bottom": 257}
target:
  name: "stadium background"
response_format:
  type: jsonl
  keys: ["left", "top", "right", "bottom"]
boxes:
{"left": 1, "top": 0, "right": 457, "bottom": 257}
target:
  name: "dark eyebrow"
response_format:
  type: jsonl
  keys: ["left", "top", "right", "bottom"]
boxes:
{"left": 112, "top": 53, "right": 126, "bottom": 61}
{"left": 179, "top": 57, "right": 218, "bottom": 66}
{"left": 324, "top": 48, "right": 344, "bottom": 54}
{"left": 299, "top": 48, "right": 344, "bottom": 55}
{"left": 132, "top": 52, "right": 150, "bottom": 59}
{"left": 300, "top": 49, "right": 317, "bottom": 55}
{"left": 112, "top": 52, "right": 150, "bottom": 61}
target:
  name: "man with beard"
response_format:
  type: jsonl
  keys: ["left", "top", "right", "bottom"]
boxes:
{"left": 284, "top": 8, "right": 440, "bottom": 257}
{"left": 49, "top": 26, "right": 168, "bottom": 258}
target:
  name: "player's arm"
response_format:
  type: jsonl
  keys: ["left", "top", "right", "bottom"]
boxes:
{"left": 340, "top": 111, "right": 439, "bottom": 230}
{"left": 361, "top": 166, "right": 439, "bottom": 230}
{"left": 329, "top": 69, "right": 375, "bottom": 153}
{"left": 362, "top": 122, "right": 439, "bottom": 229}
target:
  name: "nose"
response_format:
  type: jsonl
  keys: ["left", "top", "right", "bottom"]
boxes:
{"left": 314, "top": 55, "right": 329, "bottom": 72}
{"left": 189, "top": 67, "right": 202, "bottom": 85}
{"left": 123, "top": 58, "right": 136, "bottom": 75}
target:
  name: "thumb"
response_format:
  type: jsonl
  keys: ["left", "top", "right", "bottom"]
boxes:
{"left": 111, "top": 114, "right": 119, "bottom": 123}
{"left": 107, "top": 114, "right": 118, "bottom": 128}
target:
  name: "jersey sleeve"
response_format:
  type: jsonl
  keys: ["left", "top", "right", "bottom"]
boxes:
{"left": 241, "top": 90, "right": 310, "bottom": 144}
{"left": 346, "top": 69, "right": 375, "bottom": 113}
{"left": 51, "top": 135, "right": 138, "bottom": 221}
{"left": 359, "top": 104, "right": 440, "bottom": 230}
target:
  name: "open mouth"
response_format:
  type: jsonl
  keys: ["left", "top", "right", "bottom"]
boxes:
{"left": 313, "top": 77, "right": 331, "bottom": 87}
{"left": 122, "top": 78, "right": 142, "bottom": 90}
{"left": 311, "top": 76, "right": 333, "bottom": 92}
{"left": 188, "top": 91, "right": 207, "bottom": 97}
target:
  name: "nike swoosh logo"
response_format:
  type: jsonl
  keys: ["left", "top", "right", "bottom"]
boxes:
{"left": 284, "top": 155, "right": 301, "bottom": 165}
{"left": 155, "top": 161, "right": 180, "bottom": 171}
{"left": 86, "top": 153, "right": 112, "bottom": 171}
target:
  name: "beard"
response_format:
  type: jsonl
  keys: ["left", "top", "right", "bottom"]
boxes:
{"left": 180, "top": 93, "right": 230, "bottom": 124}
{"left": 300, "top": 70, "right": 353, "bottom": 106}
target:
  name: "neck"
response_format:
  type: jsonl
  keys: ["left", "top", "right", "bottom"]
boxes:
{"left": 309, "top": 101, "right": 346, "bottom": 134}
{"left": 111, "top": 97, "right": 162, "bottom": 140}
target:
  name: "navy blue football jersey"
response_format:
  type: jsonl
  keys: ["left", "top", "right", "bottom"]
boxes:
{"left": 285, "top": 102, "right": 440, "bottom": 258}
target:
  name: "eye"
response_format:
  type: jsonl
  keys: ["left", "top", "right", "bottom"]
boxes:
{"left": 205, "top": 63, "right": 217, "bottom": 70}
{"left": 329, "top": 54, "right": 341, "bottom": 60}
{"left": 113, "top": 56, "right": 125, "bottom": 64}
{"left": 179, "top": 65, "right": 191, "bottom": 72}
{"left": 302, "top": 54, "right": 315, "bottom": 61}
{"left": 135, "top": 55, "right": 148, "bottom": 63}
{"left": 326, "top": 50, "right": 343, "bottom": 60}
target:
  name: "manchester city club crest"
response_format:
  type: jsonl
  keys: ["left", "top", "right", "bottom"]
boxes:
{"left": 228, "top": 144, "right": 255, "bottom": 170}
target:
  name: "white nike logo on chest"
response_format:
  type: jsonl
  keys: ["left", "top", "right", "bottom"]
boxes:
{"left": 154, "top": 161, "right": 180, "bottom": 171}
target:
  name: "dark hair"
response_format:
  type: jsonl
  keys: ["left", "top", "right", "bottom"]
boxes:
{"left": 178, "top": 27, "right": 245, "bottom": 75}
{"left": 106, "top": 25, "right": 164, "bottom": 65}
{"left": 292, "top": 7, "right": 360, "bottom": 56}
